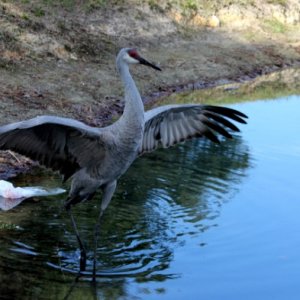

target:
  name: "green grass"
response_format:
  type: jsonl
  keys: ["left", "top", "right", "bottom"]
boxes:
{"left": 263, "top": 18, "right": 289, "bottom": 33}
{"left": 0, "top": 221, "right": 18, "bottom": 231}
{"left": 33, "top": 7, "right": 45, "bottom": 17}
{"left": 151, "top": 70, "right": 300, "bottom": 109}
{"left": 266, "top": 0, "right": 287, "bottom": 6}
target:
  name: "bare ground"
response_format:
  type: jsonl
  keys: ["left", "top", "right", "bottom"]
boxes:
{"left": 1, "top": 0, "right": 300, "bottom": 178}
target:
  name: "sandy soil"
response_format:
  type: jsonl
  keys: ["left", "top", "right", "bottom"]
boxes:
{"left": 1, "top": 0, "right": 300, "bottom": 178}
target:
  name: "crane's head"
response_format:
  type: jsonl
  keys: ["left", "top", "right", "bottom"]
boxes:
{"left": 117, "top": 48, "right": 161, "bottom": 71}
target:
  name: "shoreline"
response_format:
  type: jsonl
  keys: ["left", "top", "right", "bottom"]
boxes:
{"left": 1, "top": 0, "right": 300, "bottom": 178}
{"left": 143, "top": 61, "right": 300, "bottom": 106}
{"left": 1, "top": 65, "right": 300, "bottom": 180}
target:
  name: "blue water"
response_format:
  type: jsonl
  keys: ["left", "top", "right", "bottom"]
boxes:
{"left": 143, "top": 96, "right": 300, "bottom": 300}
{"left": 0, "top": 96, "right": 300, "bottom": 300}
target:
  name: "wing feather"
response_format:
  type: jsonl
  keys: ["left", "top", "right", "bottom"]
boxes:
{"left": 139, "top": 104, "right": 247, "bottom": 154}
{"left": 0, "top": 116, "right": 106, "bottom": 180}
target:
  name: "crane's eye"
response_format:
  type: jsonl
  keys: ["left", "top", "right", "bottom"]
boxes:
{"left": 128, "top": 49, "right": 139, "bottom": 59}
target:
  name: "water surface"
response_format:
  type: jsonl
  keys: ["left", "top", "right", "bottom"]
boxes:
{"left": 0, "top": 93, "right": 300, "bottom": 299}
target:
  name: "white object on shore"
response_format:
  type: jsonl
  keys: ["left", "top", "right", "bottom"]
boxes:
{"left": 0, "top": 180, "right": 65, "bottom": 199}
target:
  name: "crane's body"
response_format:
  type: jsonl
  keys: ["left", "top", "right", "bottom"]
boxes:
{"left": 0, "top": 48, "right": 247, "bottom": 277}
{"left": 66, "top": 49, "right": 148, "bottom": 209}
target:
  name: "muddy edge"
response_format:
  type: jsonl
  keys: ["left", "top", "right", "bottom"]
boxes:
{"left": 1, "top": 1, "right": 300, "bottom": 178}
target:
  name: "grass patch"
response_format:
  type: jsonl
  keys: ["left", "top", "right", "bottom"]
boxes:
{"left": 153, "top": 69, "right": 300, "bottom": 108}
{"left": 266, "top": 0, "right": 288, "bottom": 6}
{"left": 263, "top": 18, "right": 288, "bottom": 33}
{"left": 0, "top": 221, "right": 18, "bottom": 231}
{"left": 33, "top": 6, "right": 45, "bottom": 17}
{"left": 42, "top": 0, "right": 77, "bottom": 8}
{"left": 40, "top": 0, "right": 118, "bottom": 10}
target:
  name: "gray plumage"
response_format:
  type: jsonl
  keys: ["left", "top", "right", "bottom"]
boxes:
{"left": 0, "top": 48, "right": 247, "bottom": 211}
{"left": 0, "top": 48, "right": 247, "bottom": 274}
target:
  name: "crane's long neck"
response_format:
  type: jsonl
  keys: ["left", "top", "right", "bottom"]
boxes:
{"left": 116, "top": 62, "right": 144, "bottom": 133}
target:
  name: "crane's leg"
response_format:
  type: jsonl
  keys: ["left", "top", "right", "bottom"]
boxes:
{"left": 93, "top": 180, "right": 117, "bottom": 280}
{"left": 66, "top": 208, "right": 87, "bottom": 272}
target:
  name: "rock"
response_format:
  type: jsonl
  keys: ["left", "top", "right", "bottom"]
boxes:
{"left": 207, "top": 15, "right": 220, "bottom": 28}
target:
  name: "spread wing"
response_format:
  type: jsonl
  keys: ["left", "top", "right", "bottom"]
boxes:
{"left": 0, "top": 116, "right": 107, "bottom": 180}
{"left": 140, "top": 104, "right": 247, "bottom": 154}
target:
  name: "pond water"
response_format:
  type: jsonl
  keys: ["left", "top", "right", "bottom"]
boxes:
{"left": 1, "top": 91, "right": 300, "bottom": 299}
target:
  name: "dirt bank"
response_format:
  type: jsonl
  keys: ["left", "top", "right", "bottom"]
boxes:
{"left": 1, "top": 0, "right": 300, "bottom": 178}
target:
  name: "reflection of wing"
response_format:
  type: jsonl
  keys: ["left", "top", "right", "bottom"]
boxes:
{"left": 140, "top": 104, "right": 247, "bottom": 154}
{"left": 0, "top": 197, "right": 26, "bottom": 211}
{"left": 0, "top": 116, "right": 107, "bottom": 180}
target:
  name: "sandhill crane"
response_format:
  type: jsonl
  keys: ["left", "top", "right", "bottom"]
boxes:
{"left": 0, "top": 48, "right": 247, "bottom": 277}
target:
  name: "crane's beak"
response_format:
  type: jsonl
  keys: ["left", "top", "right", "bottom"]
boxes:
{"left": 138, "top": 56, "right": 162, "bottom": 71}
